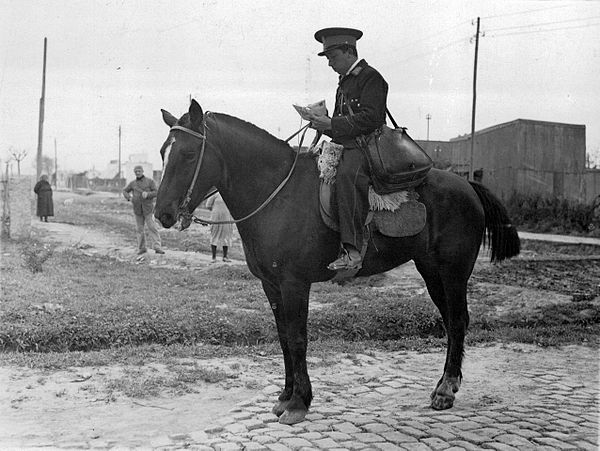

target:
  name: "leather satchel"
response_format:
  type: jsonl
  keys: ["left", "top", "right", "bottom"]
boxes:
{"left": 354, "top": 108, "right": 432, "bottom": 194}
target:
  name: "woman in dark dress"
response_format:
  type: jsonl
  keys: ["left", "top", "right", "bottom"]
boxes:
{"left": 33, "top": 175, "right": 54, "bottom": 222}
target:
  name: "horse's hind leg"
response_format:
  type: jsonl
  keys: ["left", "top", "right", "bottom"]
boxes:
{"left": 415, "top": 259, "right": 470, "bottom": 410}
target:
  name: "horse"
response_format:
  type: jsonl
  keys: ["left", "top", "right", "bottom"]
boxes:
{"left": 155, "top": 99, "right": 520, "bottom": 425}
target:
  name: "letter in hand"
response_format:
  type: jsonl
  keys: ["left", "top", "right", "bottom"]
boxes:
{"left": 308, "top": 112, "right": 332, "bottom": 132}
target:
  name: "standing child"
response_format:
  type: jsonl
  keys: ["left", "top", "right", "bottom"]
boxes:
{"left": 206, "top": 192, "right": 234, "bottom": 262}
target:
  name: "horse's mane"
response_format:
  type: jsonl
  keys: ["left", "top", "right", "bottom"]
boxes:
{"left": 176, "top": 111, "right": 314, "bottom": 161}
{"left": 210, "top": 113, "right": 295, "bottom": 150}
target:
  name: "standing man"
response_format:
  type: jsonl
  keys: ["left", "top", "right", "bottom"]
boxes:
{"left": 123, "top": 165, "right": 165, "bottom": 255}
{"left": 309, "top": 27, "right": 389, "bottom": 271}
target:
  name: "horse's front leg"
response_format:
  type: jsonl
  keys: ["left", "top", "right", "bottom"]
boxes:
{"left": 270, "top": 276, "right": 313, "bottom": 425}
{"left": 261, "top": 280, "right": 294, "bottom": 417}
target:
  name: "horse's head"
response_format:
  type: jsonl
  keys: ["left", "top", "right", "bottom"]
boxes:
{"left": 155, "top": 99, "right": 222, "bottom": 229}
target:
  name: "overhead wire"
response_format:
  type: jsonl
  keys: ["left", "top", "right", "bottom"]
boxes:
{"left": 388, "top": 20, "right": 472, "bottom": 53}
{"left": 379, "top": 8, "right": 598, "bottom": 65}
{"left": 485, "top": 14, "right": 600, "bottom": 33}
{"left": 394, "top": 36, "right": 471, "bottom": 64}
{"left": 480, "top": 3, "right": 574, "bottom": 20}
{"left": 486, "top": 20, "right": 600, "bottom": 38}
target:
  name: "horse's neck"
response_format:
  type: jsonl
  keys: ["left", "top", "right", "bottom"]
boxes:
{"left": 212, "top": 116, "right": 300, "bottom": 217}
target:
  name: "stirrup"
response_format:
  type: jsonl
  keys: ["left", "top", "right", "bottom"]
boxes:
{"left": 327, "top": 251, "right": 362, "bottom": 271}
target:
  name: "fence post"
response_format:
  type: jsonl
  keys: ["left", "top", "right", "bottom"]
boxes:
{"left": 6, "top": 176, "right": 33, "bottom": 239}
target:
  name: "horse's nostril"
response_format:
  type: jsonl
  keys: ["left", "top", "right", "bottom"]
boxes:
{"left": 158, "top": 212, "right": 175, "bottom": 228}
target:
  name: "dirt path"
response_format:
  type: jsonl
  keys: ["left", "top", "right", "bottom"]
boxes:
{"left": 1, "top": 219, "right": 597, "bottom": 449}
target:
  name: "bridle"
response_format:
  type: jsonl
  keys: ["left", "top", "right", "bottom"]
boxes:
{"left": 169, "top": 116, "right": 316, "bottom": 227}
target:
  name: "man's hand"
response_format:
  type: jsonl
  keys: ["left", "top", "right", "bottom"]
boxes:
{"left": 142, "top": 192, "right": 148, "bottom": 199}
{"left": 308, "top": 113, "right": 332, "bottom": 132}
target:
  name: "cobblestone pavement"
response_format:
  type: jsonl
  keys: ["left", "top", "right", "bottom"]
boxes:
{"left": 139, "top": 344, "right": 598, "bottom": 451}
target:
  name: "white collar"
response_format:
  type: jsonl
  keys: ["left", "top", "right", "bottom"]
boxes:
{"left": 345, "top": 59, "right": 360, "bottom": 76}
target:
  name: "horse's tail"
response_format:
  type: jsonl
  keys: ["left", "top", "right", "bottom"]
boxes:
{"left": 469, "top": 181, "right": 520, "bottom": 263}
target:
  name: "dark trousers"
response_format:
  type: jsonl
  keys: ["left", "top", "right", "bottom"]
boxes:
{"left": 336, "top": 145, "right": 370, "bottom": 251}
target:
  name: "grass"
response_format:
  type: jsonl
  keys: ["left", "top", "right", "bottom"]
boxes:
{"left": 1, "top": 234, "right": 599, "bottom": 357}
{"left": 1, "top": 189, "right": 599, "bottom": 392}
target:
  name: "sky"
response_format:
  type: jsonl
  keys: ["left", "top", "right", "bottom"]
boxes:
{"left": 1, "top": 0, "right": 599, "bottom": 175}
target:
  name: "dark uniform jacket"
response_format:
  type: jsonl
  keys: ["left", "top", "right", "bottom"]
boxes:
{"left": 325, "top": 59, "right": 388, "bottom": 146}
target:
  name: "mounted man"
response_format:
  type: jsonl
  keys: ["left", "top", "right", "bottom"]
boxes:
{"left": 308, "top": 27, "right": 389, "bottom": 272}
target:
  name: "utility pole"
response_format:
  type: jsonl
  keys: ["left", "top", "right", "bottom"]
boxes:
{"left": 118, "top": 125, "right": 122, "bottom": 182}
{"left": 54, "top": 138, "right": 57, "bottom": 188}
{"left": 469, "top": 17, "right": 481, "bottom": 181}
{"left": 426, "top": 114, "right": 431, "bottom": 141}
{"left": 36, "top": 37, "right": 48, "bottom": 180}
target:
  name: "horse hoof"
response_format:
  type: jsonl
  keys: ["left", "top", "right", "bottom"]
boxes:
{"left": 431, "top": 393, "right": 455, "bottom": 410}
{"left": 279, "top": 409, "right": 307, "bottom": 425}
{"left": 430, "top": 375, "right": 460, "bottom": 409}
{"left": 272, "top": 400, "right": 290, "bottom": 417}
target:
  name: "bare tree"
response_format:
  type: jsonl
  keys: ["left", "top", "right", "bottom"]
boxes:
{"left": 8, "top": 148, "right": 28, "bottom": 176}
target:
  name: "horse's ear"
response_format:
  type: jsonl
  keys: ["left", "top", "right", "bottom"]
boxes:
{"left": 189, "top": 99, "right": 204, "bottom": 130}
{"left": 161, "top": 109, "right": 178, "bottom": 127}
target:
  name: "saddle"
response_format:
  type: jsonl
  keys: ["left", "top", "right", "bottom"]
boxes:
{"left": 316, "top": 141, "right": 427, "bottom": 239}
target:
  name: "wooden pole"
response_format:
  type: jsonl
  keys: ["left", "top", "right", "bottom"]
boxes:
{"left": 37, "top": 38, "right": 47, "bottom": 180}
{"left": 470, "top": 18, "right": 480, "bottom": 181}
{"left": 54, "top": 138, "right": 57, "bottom": 187}
{"left": 118, "top": 125, "right": 122, "bottom": 182}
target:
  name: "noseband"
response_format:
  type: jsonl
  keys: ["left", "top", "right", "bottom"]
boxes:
{"left": 169, "top": 118, "right": 312, "bottom": 227}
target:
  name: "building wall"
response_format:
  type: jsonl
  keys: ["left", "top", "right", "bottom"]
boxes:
{"left": 421, "top": 119, "right": 595, "bottom": 203}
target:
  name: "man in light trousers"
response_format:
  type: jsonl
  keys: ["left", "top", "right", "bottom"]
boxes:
{"left": 123, "top": 165, "right": 165, "bottom": 255}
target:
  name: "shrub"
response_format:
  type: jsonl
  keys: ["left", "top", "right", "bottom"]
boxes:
{"left": 20, "top": 239, "right": 55, "bottom": 273}
{"left": 507, "top": 192, "right": 600, "bottom": 235}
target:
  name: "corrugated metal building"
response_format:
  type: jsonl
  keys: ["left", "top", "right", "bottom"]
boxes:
{"left": 417, "top": 118, "right": 599, "bottom": 203}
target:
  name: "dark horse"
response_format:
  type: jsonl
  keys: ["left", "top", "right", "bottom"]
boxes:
{"left": 155, "top": 100, "right": 520, "bottom": 425}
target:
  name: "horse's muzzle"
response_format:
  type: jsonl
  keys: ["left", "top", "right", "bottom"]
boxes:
{"left": 156, "top": 211, "right": 177, "bottom": 229}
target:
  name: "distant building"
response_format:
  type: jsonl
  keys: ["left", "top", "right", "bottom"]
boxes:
{"left": 417, "top": 118, "right": 599, "bottom": 203}
{"left": 101, "top": 159, "right": 120, "bottom": 179}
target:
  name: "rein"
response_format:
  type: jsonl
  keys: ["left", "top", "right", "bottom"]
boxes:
{"left": 171, "top": 118, "right": 315, "bottom": 226}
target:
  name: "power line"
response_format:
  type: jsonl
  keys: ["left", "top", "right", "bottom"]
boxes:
{"left": 389, "top": 20, "right": 472, "bottom": 53}
{"left": 487, "top": 20, "right": 600, "bottom": 37}
{"left": 395, "top": 36, "right": 470, "bottom": 64}
{"left": 481, "top": 3, "right": 573, "bottom": 20}
{"left": 485, "top": 14, "right": 600, "bottom": 33}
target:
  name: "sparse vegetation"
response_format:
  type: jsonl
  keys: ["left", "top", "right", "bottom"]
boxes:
{"left": 1, "top": 236, "right": 599, "bottom": 354}
{"left": 507, "top": 192, "right": 600, "bottom": 236}
{"left": 19, "top": 239, "right": 54, "bottom": 273}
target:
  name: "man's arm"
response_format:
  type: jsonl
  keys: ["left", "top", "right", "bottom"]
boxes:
{"left": 142, "top": 179, "right": 158, "bottom": 199}
{"left": 123, "top": 182, "right": 133, "bottom": 201}
{"left": 330, "top": 72, "right": 388, "bottom": 139}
